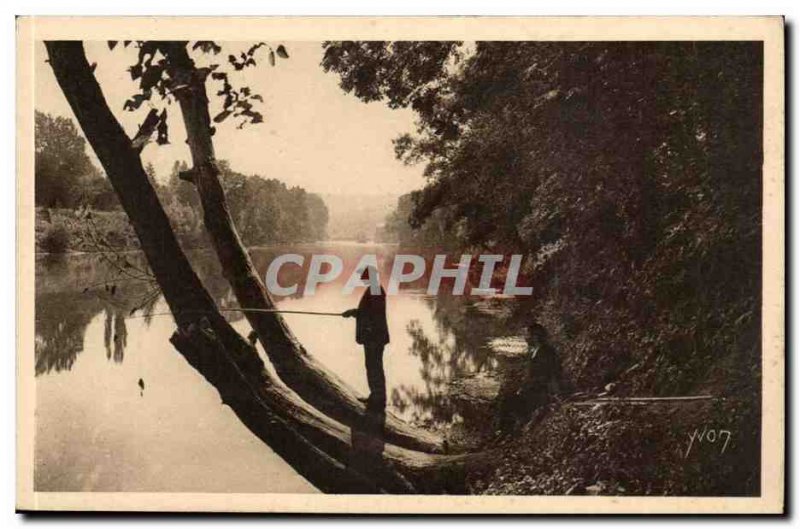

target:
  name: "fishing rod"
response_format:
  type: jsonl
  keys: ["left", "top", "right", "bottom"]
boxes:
{"left": 125, "top": 307, "right": 347, "bottom": 319}
{"left": 220, "top": 308, "right": 345, "bottom": 317}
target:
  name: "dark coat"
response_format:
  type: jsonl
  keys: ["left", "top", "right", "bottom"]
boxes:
{"left": 355, "top": 287, "right": 390, "bottom": 346}
{"left": 528, "top": 342, "right": 562, "bottom": 394}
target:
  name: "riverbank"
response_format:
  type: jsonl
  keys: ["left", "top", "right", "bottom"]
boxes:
{"left": 35, "top": 207, "right": 337, "bottom": 255}
{"left": 34, "top": 246, "right": 762, "bottom": 496}
{"left": 36, "top": 207, "right": 140, "bottom": 254}
{"left": 471, "top": 351, "right": 761, "bottom": 496}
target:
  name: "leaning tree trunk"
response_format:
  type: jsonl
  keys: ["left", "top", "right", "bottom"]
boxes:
{"left": 44, "top": 42, "right": 217, "bottom": 330}
{"left": 44, "top": 40, "right": 471, "bottom": 493}
{"left": 171, "top": 320, "right": 493, "bottom": 494}
{"left": 157, "top": 42, "right": 444, "bottom": 454}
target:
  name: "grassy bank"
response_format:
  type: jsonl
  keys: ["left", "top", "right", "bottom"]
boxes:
{"left": 476, "top": 395, "right": 758, "bottom": 495}
{"left": 471, "top": 345, "right": 760, "bottom": 496}
{"left": 35, "top": 207, "right": 140, "bottom": 254}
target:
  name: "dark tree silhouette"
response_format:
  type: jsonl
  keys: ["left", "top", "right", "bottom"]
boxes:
{"left": 324, "top": 41, "right": 762, "bottom": 399}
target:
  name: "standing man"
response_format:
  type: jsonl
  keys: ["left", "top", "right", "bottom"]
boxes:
{"left": 342, "top": 266, "right": 390, "bottom": 407}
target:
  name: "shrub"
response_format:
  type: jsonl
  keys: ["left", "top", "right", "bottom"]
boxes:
{"left": 40, "top": 225, "right": 70, "bottom": 254}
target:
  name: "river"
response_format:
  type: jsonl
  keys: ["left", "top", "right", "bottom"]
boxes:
{"left": 34, "top": 242, "right": 524, "bottom": 492}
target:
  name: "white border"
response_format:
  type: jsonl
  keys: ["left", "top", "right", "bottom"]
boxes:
{"left": 14, "top": 15, "right": 784, "bottom": 515}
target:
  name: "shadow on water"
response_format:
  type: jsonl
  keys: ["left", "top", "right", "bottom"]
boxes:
{"left": 349, "top": 400, "right": 387, "bottom": 476}
{"left": 34, "top": 250, "right": 247, "bottom": 375}
{"left": 35, "top": 253, "right": 163, "bottom": 375}
{"left": 35, "top": 245, "right": 524, "bottom": 450}
{"left": 35, "top": 291, "right": 104, "bottom": 375}
{"left": 389, "top": 294, "right": 520, "bottom": 447}
{"left": 347, "top": 399, "right": 417, "bottom": 493}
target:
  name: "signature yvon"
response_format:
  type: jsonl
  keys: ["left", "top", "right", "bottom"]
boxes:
{"left": 684, "top": 426, "right": 732, "bottom": 459}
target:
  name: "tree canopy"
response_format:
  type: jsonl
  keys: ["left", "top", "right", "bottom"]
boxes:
{"left": 35, "top": 110, "right": 108, "bottom": 208}
{"left": 323, "top": 41, "right": 763, "bottom": 394}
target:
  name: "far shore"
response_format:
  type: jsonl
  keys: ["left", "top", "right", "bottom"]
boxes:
{"left": 35, "top": 239, "right": 401, "bottom": 257}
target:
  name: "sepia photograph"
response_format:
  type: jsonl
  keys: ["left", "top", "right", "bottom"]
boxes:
{"left": 15, "top": 16, "right": 784, "bottom": 514}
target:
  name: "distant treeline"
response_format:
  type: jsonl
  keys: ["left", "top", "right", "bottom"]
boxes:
{"left": 382, "top": 192, "right": 451, "bottom": 249}
{"left": 165, "top": 159, "right": 329, "bottom": 248}
{"left": 35, "top": 111, "right": 328, "bottom": 252}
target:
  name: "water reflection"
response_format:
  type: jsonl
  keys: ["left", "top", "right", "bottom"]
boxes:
{"left": 103, "top": 308, "right": 127, "bottom": 363}
{"left": 35, "top": 253, "right": 161, "bottom": 374}
{"left": 35, "top": 291, "right": 103, "bottom": 375}
{"left": 389, "top": 294, "right": 515, "bottom": 446}
{"left": 34, "top": 243, "right": 520, "bottom": 491}
{"left": 35, "top": 246, "right": 520, "bottom": 431}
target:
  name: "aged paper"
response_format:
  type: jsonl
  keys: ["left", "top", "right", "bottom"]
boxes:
{"left": 17, "top": 16, "right": 784, "bottom": 513}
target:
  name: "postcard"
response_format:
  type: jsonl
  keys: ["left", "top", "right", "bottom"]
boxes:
{"left": 16, "top": 16, "right": 784, "bottom": 514}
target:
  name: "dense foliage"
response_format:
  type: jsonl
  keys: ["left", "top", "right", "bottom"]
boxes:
{"left": 35, "top": 111, "right": 116, "bottom": 210}
{"left": 383, "top": 192, "right": 453, "bottom": 249}
{"left": 35, "top": 112, "right": 329, "bottom": 251}
{"left": 39, "top": 224, "right": 70, "bottom": 254}
{"left": 164, "top": 160, "right": 329, "bottom": 246}
{"left": 323, "top": 41, "right": 763, "bottom": 398}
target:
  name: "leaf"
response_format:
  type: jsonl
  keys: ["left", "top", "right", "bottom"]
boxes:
{"left": 123, "top": 93, "right": 149, "bottom": 112}
{"left": 213, "top": 109, "right": 232, "bottom": 123}
{"left": 129, "top": 64, "right": 143, "bottom": 81}
{"left": 193, "top": 41, "right": 222, "bottom": 55}
{"left": 276, "top": 45, "right": 289, "bottom": 59}
{"left": 247, "top": 42, "right": 266, "bottom": 56}
{"left": 140, "top": 63, "right": 164, "bottom": 92}
{"left": 108, "top": 41, "right": 118, "bottom": 51}
{"left": 138, "top": 42, "right": 157, "bottom": 68}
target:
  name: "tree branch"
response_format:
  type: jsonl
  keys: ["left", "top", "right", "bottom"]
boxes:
{"left": 131, "top": 108, "right": 160, "bottom": 152}
{"left": 158, "top": 41, "right": 446, "bottom": 454}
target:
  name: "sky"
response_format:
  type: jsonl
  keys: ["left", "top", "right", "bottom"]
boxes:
{"left": 34, "top": 41, "right": 426, "bottom": 196}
